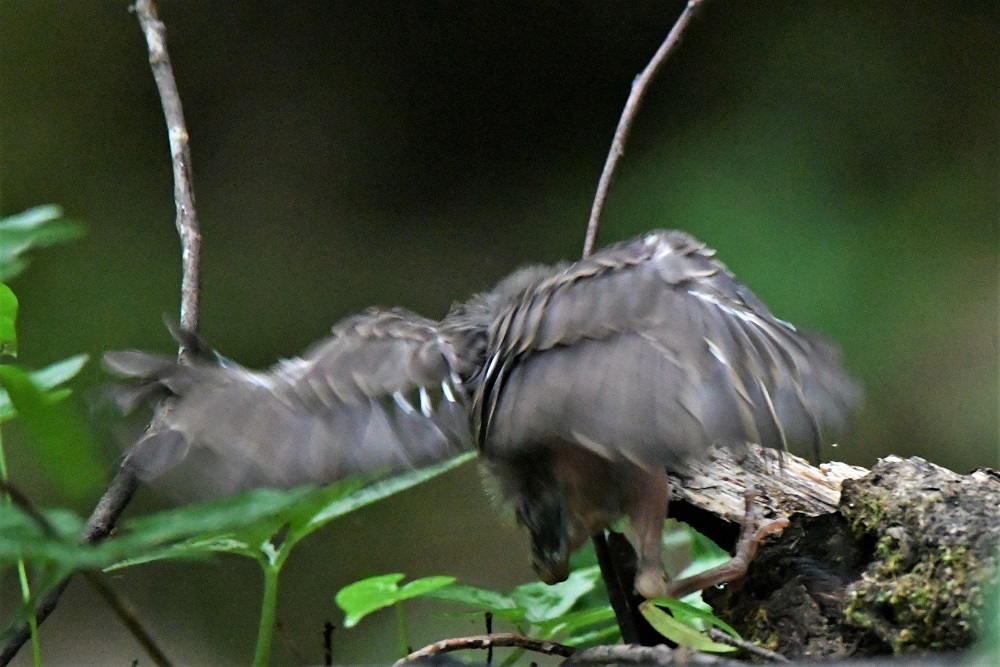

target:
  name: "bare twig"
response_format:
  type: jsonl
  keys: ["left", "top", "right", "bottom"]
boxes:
{"left": 0, "top": 479, "right": 172, "bottom": 666}
{"left": 562, "top": 643, "right": 735, "bottom": 666}
{"left": 583, "top": 0, "right": 710, "bottom": 645}
{"left": 0, "top": 2, "right": 203, "bottom": 663}
{"left": 82, "top": 573, "right": 172, "bottom": 667}
{"left": 323, "top": 621, "right": 335, "bottom": 666}
{"left": 394, "top": 633, "right": 575, "bottom": 666}
{"left": 484, "top": 611, "right": 494, "bottom": 665}
{"left": 707, "top": 629, "right": 789, "bottom": 663}
{"left": 132, "top": 0, "right": 202, "bottom": 340}
{"left": 275, "top": 620, "right": 308, "bottom": 664}
{"left": 582, "top": 0, "right": 708, "bottom": 258}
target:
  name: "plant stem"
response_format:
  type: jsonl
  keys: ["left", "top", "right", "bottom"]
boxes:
{"left": 253, "top": 564, "right": 280, "bottom": 667}
{"left": 16, "top": 563, "right": 42, "bottom": 667}
{"left": 395, "top": 602, "right": 410, "bottom": 658}
{"left": 0, "top": 425, "right": 42, "bottom": 666}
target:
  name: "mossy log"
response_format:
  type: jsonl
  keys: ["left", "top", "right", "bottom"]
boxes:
{"left": 666, "top": 448, "right": 999, "bottom": 661}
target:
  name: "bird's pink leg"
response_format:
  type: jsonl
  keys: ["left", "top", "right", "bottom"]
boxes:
{"left": 662, "top": 490, "right": 787, "bottom": 599}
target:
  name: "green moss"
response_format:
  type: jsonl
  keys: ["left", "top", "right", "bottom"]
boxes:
{"left": 845, "top": 541, "right": 994, "bottom": 652}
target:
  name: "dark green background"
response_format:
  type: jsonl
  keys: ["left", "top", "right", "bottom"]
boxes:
{"left": 2, "top": 1, "right": 997, "bottom": 663}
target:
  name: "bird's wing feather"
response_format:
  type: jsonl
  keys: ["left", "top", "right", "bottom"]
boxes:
{"left": 103, "top": 308, "right": 471, "bottom": 498}
{"left": 477, "top": 230, "right": 861, "bottom": 467}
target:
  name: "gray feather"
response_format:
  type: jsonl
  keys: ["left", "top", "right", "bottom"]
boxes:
{"left": 106, "top": 307, "right": 473, "bottom": 498}
{"left": 472, "top": 229, "right": 861, "bottom": 467}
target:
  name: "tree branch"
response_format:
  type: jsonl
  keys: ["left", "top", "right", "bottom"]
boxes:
{"left": 132, "top": 0, "right": 202, "bottom": 339}
{"left": 0, "top": 479, "right": 171, "bottom": 666}
{"left": 582, "top": 0, "right": 710, "bottom": 644}
{"left": 0, "top": 1, "right": 203, "bottom": 663}
{"left": 394, "top": 633, "right": 575, "bottom": 666}
{"left": 582, "top": 0, "right": 708, "bottom": 258}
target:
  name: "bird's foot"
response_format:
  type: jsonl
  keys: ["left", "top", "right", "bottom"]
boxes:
{"left": 646, "top": 490, "right": 788, "bottom": 599}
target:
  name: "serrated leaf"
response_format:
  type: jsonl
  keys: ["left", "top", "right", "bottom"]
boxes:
{"left": 639, "top": 601, "right": 737, "bottom": 653}
{"left": 335, "top": 573, "right": 456, "bottom": 628}
{"left": 0, "top": 364, "right": 104, "bottom": 498}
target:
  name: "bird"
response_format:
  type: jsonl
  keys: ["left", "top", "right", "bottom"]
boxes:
{"left": 105, "top": 229, "right": 860, "bottom": 597}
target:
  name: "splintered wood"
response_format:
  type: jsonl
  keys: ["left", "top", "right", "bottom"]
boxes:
{"left": 667, "top": 444, "right": 869, "bottom": 524}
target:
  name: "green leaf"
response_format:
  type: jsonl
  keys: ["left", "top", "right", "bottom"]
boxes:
{"left": 639, "top": 601, "right": 737, "bottom": 653}
{"left": 335, "top": 573, "right": 456, "bottom": 628}
{"left": 0, "top": 364, "right": 104, "bottom": 498}
{"left": 510, "top": 565, "right": 602, "bottom": 623}
{"left": 109, "top": 455, "right": 474, "bottom": 573}
{"left": 535, "top": 604, "right": 617, "bottom": 638}
{"left": 0, "top": 485, "right": 326, "bottom": 572}
{"left": 422, "top": 583, "right": 519, "bottom": 612}
{"left": 562, "top": 623, "right": 621, "bottom": 648}
{"left": 29, "top": 354, "right": 88, "bottom": 389}
{"left": 0, "top": 284, "right": 18, "bottom": 356}
{"left": 0, "top": 503, "right": 108, "bottom": 570}
{"left": 646, "top": 596, "right": 741, "bottom": 638}
{"left": 663, "top": 519, "right": 733, "bottom": 579}
{"left": 0, "top": 206, "right": 86, "bottom": 282}
{"left": 288, "top": 451, "right": 475, "bottom": 543}
{"left": 0, "top": 355, "right": 89, "bottom": 423}
{"left": 112, "top": 485, "right": 320, "bottom": 562}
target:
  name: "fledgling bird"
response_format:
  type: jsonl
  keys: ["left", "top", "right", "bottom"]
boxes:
{"left": 444, "top": 230, "right": 860, "bottom": 597}
{"left": 105, "top": 229, "right": 860, "bottom": 597}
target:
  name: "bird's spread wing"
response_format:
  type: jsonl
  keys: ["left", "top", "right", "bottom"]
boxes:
{"left": 103, "top": 308, "right": 471, "bottom": 498}
{"left": 476, "top": 230, "right": 861, "bottom": 467}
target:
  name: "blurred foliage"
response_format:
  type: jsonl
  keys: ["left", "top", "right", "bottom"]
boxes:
{"left": 0, "top": 207, "right": 98, "bottom": 502}
{"left": 335, "top": 521, "right": 740, "bottom": 658}
{"left": 1, "top": 440, "right": 472, "bottom": 664}
{"left": 0, "top": 206, "right": 85, "bottom": 284}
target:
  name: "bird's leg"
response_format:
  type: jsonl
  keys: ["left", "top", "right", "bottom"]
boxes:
{"left": 662, "top": 490, "right": 788, "bottom": 599}
{"left": 623, "top": 466, "right": 672, "bottom": 599}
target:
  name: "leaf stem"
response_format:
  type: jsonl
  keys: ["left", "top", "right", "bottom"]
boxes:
{"left": 253, "top": 564, "right": 280, "bottom": 667}
{"left": 0, "top": 423, "right": 42, "bottom": 666}
{"left": 395, "top": 602, "right": 411, "bottom": 658}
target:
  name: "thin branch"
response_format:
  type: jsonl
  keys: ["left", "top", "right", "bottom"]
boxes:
{"left": 394, "top": 633, "right": 575, "bottom": 666}
{"left": 133, "top": 0, "right": 202, "bottom": 339}
{"left": 0, "top": 479, "right": 171, "bottom": 667}
{"left": 582, "top": 0, "right": 710, "bottom": 645}
{"left": 322, "top": 621, "right": 335, "bottom": 666}
{"left": 275, "top": 620, "right": 308, "bottom": 664}
{"left": 0, "top": 2, "right": 203, "bottom": 663}
{"left": 81, "top": 572, "right": 172, "bottom": 667}
{"left": 707, "top": 629, "right": 789, "bottom": 663}
{"left": 562, "top": 643, "right": 734, "bottom": 666}
{"left": 0, "top": 469, "right": 141, "bottom": 665}
{"left": 582, "top": 0, "right": 708, "bottom": 258}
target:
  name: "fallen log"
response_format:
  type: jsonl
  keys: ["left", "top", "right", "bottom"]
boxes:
{"left": 666, "top": 447, "right": 999, "bottom": 661}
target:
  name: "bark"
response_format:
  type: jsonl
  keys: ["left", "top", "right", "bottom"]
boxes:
{"left": 667, "top": 447, "right": 999, "bottom": 661}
